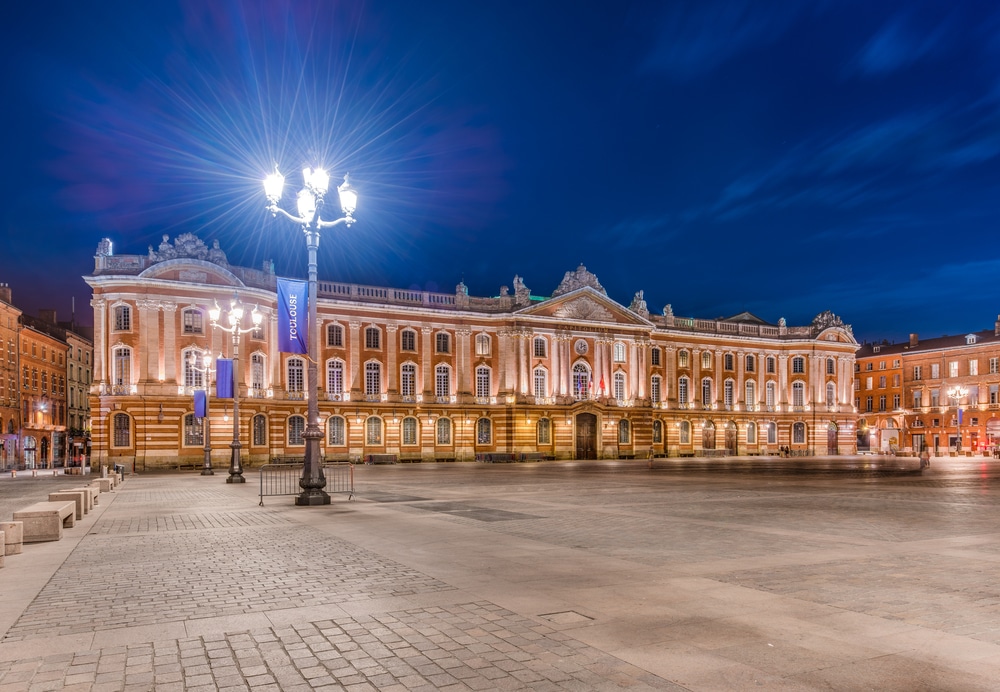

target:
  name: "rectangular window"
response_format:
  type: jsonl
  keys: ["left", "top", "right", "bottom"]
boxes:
{"left": 534, "top": 369, "right": 547, "bottom": 398}
{"left": 878, "top": 395, "right": 886, "bottom": 412}
{"left": 991, "top": 384, "right": 999, "bottom": 404}
{"left": 650, "top": 348, "right": 661, "bottom": 366}
{"left": 878, "top": 376, "right": 886, "bottom": 388}
{"left": 914, "top": 391, "right": 923, "bottom": 408}
{"left": 991, "top": 358, "right": 999, "bottom": 375}
{"left": 537, "top": 419, "right": 551, "bottom": 445}
{"left": 401, "top": 365, "right": 416, "bottom": 398}
{"left": 401, "top": 330, "right": 415, "bottom": 351}
{"left": 724, "top": 353, "right": 734, "bottom": 371}
{"left": 879, "top": 361, "right": 886, "bottom": 370}
{"left": 949, "top": 361, "right": 959, "bottom": 378}
{"left": 365, "top": 364, "right": 381, "bottom": 396}
{"left": 365, "top": 328, "right": 380, "bottom": 349}
{"left": 969, "top": 359, "right": 979, "bottom": 376}
{"left": 533, "top": 338, "right": 547, "bottom": 358}
{"left": 327, "top": 324, "right": 343, "bottom": 347}
{"left": 183, "top": 310, "right": 203, "bottom": 334}
{"left": 402, "top": 418, "right": 417, "bottom": 445}
{"left": 892, "top": 374, "right": 900, "bottom": 387}
{"left": 866, "top": 396, "right": 873, "bottom": 412}
{"left": 866, "top": 377, "right": 873, "bottom": 390}
{"left": 650, "top": 377, "right": 661, "bottom": 404}
{"left": 766, "top": 357, "right": 775, "bottom": 374}
{"left": 476, "top": 369, "right": 491, "bottom": 398}
{"left": 930, "top": 389, "right": 940, "bottom": 407}
{"left": 678, "top": 378, "right": 688, "bottom": 405}
{"left": 913, "top": 365, "right": 922, "bottom": 380}
{"left": 435, "top": 332, "right": 450, "bottom": 354}
{"left": 114, "top": 305, "right": 131, "bottom": 331}
{"left": 931, "top": 363, "right": 940, "bottom": 379}
{"left": 328, "top": 417, "right": 345, "bottom": 445}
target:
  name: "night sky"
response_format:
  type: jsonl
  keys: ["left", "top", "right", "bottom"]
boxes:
{"left": 4, "top": 1, "right": 1000, "bottom": 344}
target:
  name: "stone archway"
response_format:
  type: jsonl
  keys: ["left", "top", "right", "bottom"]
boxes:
{"left": 827, "top": 422, "right": 838, "bottom": 454}
{"left": 724, "top": 421, "right": 737, "bottom": 455}
{"left": 702, "top": 421, "right": 716, "bottom": 450}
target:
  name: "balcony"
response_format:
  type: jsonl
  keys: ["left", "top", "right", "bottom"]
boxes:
{"left": 326, "top": 392, "right": 345, "bottom": 402}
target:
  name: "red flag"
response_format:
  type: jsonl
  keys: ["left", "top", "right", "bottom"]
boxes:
{"left": 599, "top": 376, "right": 605, "bottom": 394}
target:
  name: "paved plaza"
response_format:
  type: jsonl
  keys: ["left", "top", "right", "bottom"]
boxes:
{"left": 1, "top": 455, "right": 1000, "bottom": 690}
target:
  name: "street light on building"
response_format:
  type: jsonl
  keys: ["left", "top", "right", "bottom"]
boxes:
{"left": 208, "top": 297, "right": 263, "bottom": 483}
{"left": 263, "top": 167, "right": 357, "bottom": 506}
{"left": 187, "top": 350, "right": 215, "bottom": 476}
{"left": 948, "top": 385, "right": 969, "bottom": 454}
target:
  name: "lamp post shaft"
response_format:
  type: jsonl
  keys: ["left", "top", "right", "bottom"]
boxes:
{"left": 202, "top": 383, "right": 214, "bottom": 475}
{"left": 297, "top": 228, "right": 330, "bottom": 504}
{"left": 228, "top": 330, "right": 245, "bottom": 483}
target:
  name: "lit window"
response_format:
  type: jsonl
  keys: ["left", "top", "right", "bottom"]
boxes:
{"left": 286, "top": 358, "right": 304, "bottom": 393}
{"left": 366, "top": 417, "right": 382, "bottom": 445}
{"left": 400, "top": 329, "right": 416, "bottom": 351}
{"left": 533, "top": 336, "right": 546, "bottom": 358}
{"left": 183, "top": 414, "right": 204, "bottom": 446}
{"left": 435, "top": 332, "right": 450, "bottom": 354}
{"left": 327, "top": 324, "right": 343, "bottom": 347}
{"left": 746, "top": 422, "right": 756, "bottom": 444}
{"left": 476, "top": 418, "right": 491, "bottom": 444}
{"left": 476, "top": 366, "right": 491, "bottom": 398}
{"left": 533, "top": 368, "right": 547, "bottom": 398}
{"left": 678, "top": 350, "right": 689, "bottom": 368}
{"left": 112, "top": 413, "right": 131, "bottom": 447}
{"left": 792, "top": 382, "right": 805, "bottom": 407}
{"left": 326, "top": 360, "right": 344, "bottom": 396}
{"left": 679, "top": 421, "right": 690, "bottom": 444}
{"left": 437, "top": 417, "right": 452, "bottom": 444}
{"left": 288, "top": 416, "right": 305, "bottom": 445}
{"left": 365, "top": 362, "right": 382, "bottom": 396}
{"left": 114, "top": 305, "right": 131, "bottom": 331}
{"left": 402, "top": 417, "right": 417, "bottom": 445}
{"left": 401, "top": 363, "right": 416, "bottom": 398}
{"left": 613, "top": 372, "right": 626, "bottom": 401}
{"left": 328, "top": 416, "right": 345, "bottom": 445}
{"left": 365, "top": 327, "right": 380, "bottom": 349}
{"left": 435, "top": 364, "right": 450, "bottom": 398}
{"left": 537, "top": 418, "right": 551, "bottom": 445}
{"left": 182, "top": 309, "right": 203, "bottom": 335}
{"left": 614, "top": 342, "right": 626, "bottom": 363}
{"left": 650, "top": 376, "right": 661, "bottom": 404}
{"left": 476, "top": 333, "right": 491, "bottom": 356}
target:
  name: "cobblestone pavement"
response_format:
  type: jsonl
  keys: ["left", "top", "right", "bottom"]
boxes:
{"left": 1, "top": 456, "right": 1000, "bottom": 690}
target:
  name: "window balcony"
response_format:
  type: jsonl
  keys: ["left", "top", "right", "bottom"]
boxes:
{"left": 326, "top": 392, "right": 345, "bottom": 402}
{"left": 110, "top": 384, "right": 134, "bottom": 396}
{"left": 286, "top": 391, "right": 305, "bottom": 401}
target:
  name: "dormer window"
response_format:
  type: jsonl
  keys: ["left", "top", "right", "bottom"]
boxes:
{"left": 966, "top": 334, "right": 978, "bottom": 345}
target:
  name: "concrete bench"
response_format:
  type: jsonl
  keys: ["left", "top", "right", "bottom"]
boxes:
{"left": 14, "top": 501, "right": 76, "bottom": 543}
{"left": 0, "top": 521, "right": 23, "bottom": 555}
{"left": 72, "top": 486, "right": 99, "bottom": 510}
{"left": 91, "top": 478, "right": 114, "bottom": 493}
{"left": 48, "top": 490, "right": 88, "bottom": 520}
{"left": 364, "top": 454, "right": 397, "bottom": 465}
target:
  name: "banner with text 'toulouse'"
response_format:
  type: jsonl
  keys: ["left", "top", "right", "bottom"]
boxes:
{"left": 277, "top": 277, "right": 308, "bottom": 354}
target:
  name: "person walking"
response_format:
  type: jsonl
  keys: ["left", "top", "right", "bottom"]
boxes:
{"left": 920, "top": 446, "right": 931, "bottom": 469}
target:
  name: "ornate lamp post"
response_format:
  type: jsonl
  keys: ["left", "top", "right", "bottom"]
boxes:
{"left": 187, "top": 350, "right": 216, "bottom": 475}
{"left": 209, "top": 296, "right": 263, "bottom": 483}
{"left": 263, "top": 167, "right": 357, "bottom": 505}
{"left": 948, "top": 385, "right": 969, "bottom": 454}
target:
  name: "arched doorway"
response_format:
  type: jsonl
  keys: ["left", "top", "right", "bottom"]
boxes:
{"left": 575, "top": 413, "right": 597, "bottom": 459}
{"left": 40, "top": 437, "right": 49, "bottom": 468}
{"left": 724, "top": 421, "right": 737, "bottom": 455}
{"left": 827, "top": 422, "right": 838, "bottom": 454}
{"left": 702, "top": 421, "right": 716, "bottom": 450}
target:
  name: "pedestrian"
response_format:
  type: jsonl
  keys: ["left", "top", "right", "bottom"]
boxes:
{"left": 920, "top": 447, "right": 931, "bottom": 469}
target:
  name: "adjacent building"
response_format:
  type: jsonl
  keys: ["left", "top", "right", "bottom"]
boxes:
{"left": 0, "top": 285, "right": 21, "bottom": 467}
{"left": 85, "top": 234, "right": 860, "bottom": 469}
{"left": 855, "top": 321, "right": 1000, "bottom": 455}
{"left": 19, "top": 314, "right": 69, "bottom": 467}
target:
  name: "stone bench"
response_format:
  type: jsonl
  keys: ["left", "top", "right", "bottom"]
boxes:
{"left": 13, "top": 501, "right": 76, "bottom": 543}
{"left": 0, "top": 521, "right": 23, "bottom": 555}
{"left": 48, "top": 490, "right": 88, "bottom": 520}
{"left": 71, "top": 486, "right": 99, "bottom": 510}
{"left": 91, "top": 478, "right": 114, "bottom": 493}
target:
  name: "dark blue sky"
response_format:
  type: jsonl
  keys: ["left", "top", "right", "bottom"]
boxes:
{"left": 4, "top": 1, "right": 1000, "bottom": 343}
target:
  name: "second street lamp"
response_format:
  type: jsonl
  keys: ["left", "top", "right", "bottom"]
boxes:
{"left": 187, "top": 350, "right": 216, "bottom": 475}
{"left": 263, "top": 166, "right": 357, "bottom": 505}
{"left": 949, "top": 385, "right": 969, "bottom": 455}
{"left": 209, "top": 296, "right": 263, "bottom": 483}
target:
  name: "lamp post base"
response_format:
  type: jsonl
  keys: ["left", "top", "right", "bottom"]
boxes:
{"left": 227, "top": 443, "right": 245, "bottom": 483}
{"left": 295, "top": 489, "right": 331, "bottom": 505}
{"left": 201, "top": 468, "right": 215, "bottom": 476}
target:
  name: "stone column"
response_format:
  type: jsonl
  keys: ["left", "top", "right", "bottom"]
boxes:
{"left": 161, "top": 302, "right": 177, "bottom": 384}
{"left": 736, "top": 351, "right": 745, "bottom": 407}
{"left": 350, "top": 321, "right": 362, "bottom": 395}
{"left": 91, "top": 298, "right": 106, "bottom": 385}
{"left": 665, "top": 346, "right": 676, "bottom": 404}
{"left": 518, "top": 330, "right": 529, "bottom": 395}
{"left": 778, "top": 354, "right": 789, "bottom": 407}
{"left": 692, "top": 349, "right": 701, "bottom": 408}
{"left": 136, "top": 300, "right": 160, "bottom": 384}
{"left": 385, "top": 325, "right": 398, "bottom": 395}
{"left": 420, "top": 327, "right": 432, "bottom": 397}
{"left": 714, "top": 350, "right": 723, "bottom": 408}
{"left": 269, "top": 314, "right": 280, "bottom": 390}
{"left": 456, "top": 327, "right": 470, "bottom": 396}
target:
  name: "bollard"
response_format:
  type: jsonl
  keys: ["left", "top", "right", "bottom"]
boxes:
{"left": 10, "top": 469, "right": 14, "bottom": 478}
{"left": 32, "top": 469, "right": 37, "bottom": 478}
{"left": 0, "top": 522, "right": 23, "bottom": 555}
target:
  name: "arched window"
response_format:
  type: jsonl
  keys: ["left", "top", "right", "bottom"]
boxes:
{"left": 826, "top": 382, "right": 836, "bottom": 406}
{"left": 613, "top": 372, "right": 626, "bottom": 401}
{"left": 182, "top": 308, "right": 204, "bottom": 334}
{"left": 701, "top": 351, "right": 712, "bottom": 369}
{"left": 113, "top": 347, "right": 131, "bottom": 387}
{"left": 400, "top": 328, "right": 416, "bottom": 352}
{"left": 400, "top": 363, "right": 416, "bottom": 399}
{"left": 678, "top": 350, "right": 689, "bottom": 368}
{"left": 253, "top": 414, "right": 267, "bottom": 446}
{"left": 766, "top": 356, "right": 776, "bottom": 374}
{"left": 251, "top": 354, "right": 266, "bottom": 393}
{"left": 533, "top": 367, "right": 547, "bottom": 398}
{"left": 618, "top": 419, "right": 630, "bottom": 444}
{"left": 475, "top": 333, "right": 491, "bottom": 356}
{"left": 766, "top": 422, "right": 777, "bottom": 444}
{"left": 366, "top": 417, "right": 382, "bottom": 445}
{"left": 745, "top": 354, "right": 755, "bottom": 372}
{"left": 701, "top": 378, "right": 712, "bottom": 406}
{"left": 792, "top": 356, "right": 805, "bottom": 374}
{"left": 650, "top": 375, "right": 662, "bottom": 404}
{"left": 435, "top": 364, "right": 451, "bottom": 398}
{"left": 746, "top": 421, "right": 757, "bottom": 444}
{"left": 182, "top": 349, "right": 205, "bottom": 389}
{"left": 364, "top": 326, "right": 380, "bottom": 350}
{"left": 328, "top": 416, "right": 346, "bottom": 445}
{"left": 533, "top": 336, "right": 547, "bottom": 358}
{"left": 365, "top": 361, "right": 382, "bottom": 396}
{"left": 724, "top": 353, "right": 734, "bottom": 371}
{"left": 476, "top": 418, "right": 491, "bottom": 444}
{"left": 826, "top": 358, "right": 835, "bottom": 375}
{"left": 113, "top": 304, "right": 131, "bottom": 331}
{"left": 437, "top": 417, "right": 452, "bottom": 444}
{"left": 766, "top": 381, "right": 776, "bottom": 409}
{"left": 679, "top": 420, "right": 691, "bottom": 444}
{"left": 678, "top": 376, "right": 689, "bottom": 405}
{"left": 326, "top": 323, "right": 343, "bottom": 347}
{"left": 112, "top": 412, "right": 131, "bottom": 447}
{"left": 537, "top": 418, "right": 551, "bottom": 445}
{"left": 724, "top": 380, "right": 734, "bottom": 408}
{"left": 475, "top": 366, "right": 491, "bottom": 399}
{"left": 652, "top": 419, "right": 663, "bottom": 444}
{"left": 745, "top": 380, "right": 756, "bottom": 408}
{"left": 792, "top": 381, "right": 805, "bottom": 407}
{"left": 286, "top": 357, "right": 304, "bottom": 393}
{"left": 326, "top": 360, "right": 344, "bottom": 397}
{"left": 572, "top": 363, "right": 590, "bottom": 400}
{"left": 402, "top": 417, "right": 418, "bottom": 445}
{"left": 613, "top": 342, "right": 626, "bottom": 363}
{"left": 288, "top": 415, "right": 306, "bottom": 445}
{"left": 435, "top": 332, "right": 450, "bottom": 354}
{"left": 183, "top": 413, "right": 203, "bottom": 446}
{"left": 793, "top": 422, "right": 806, "bottom": 444}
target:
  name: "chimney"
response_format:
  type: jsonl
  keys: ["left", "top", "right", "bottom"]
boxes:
{"left": 0, "top": 283, "right": 10, "bottom": 306}
{"left": 995, "top": 315, "right": 1000, "bottom": 337}
{"left": 909, "top": 333, "right": 919, "bottom": 348}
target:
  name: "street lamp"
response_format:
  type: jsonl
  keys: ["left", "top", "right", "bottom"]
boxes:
{"left": 948, "top": 385, "right": 969, "bottom": 454}
{"left": 187, "top": 350, "right": 216, "bottom": 476}
{"left": 263, "top": 166, "right": 357, "bottom": 505}
{"left": 209, "top": 296, "right": 263, "bottom": 483}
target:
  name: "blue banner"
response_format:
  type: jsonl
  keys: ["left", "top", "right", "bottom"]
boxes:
{"left": 194, "top": 389, "right": 207, "bottom": 418}
{"left": 277, "top": 277, "right": 308, "bottom": 354}
{"left": 216, "top": 359, "right": 233, "bottom": 399}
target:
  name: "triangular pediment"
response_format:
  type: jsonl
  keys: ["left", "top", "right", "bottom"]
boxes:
{"left": 720, "top": 311, "right": 772, "bottom": 325}
{"left": 517, "top": 287, "right": 651, "bottom": 326}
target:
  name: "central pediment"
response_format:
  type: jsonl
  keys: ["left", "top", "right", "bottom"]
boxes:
{"left": 517, "top": 287, "right": 651, "bottom": 326}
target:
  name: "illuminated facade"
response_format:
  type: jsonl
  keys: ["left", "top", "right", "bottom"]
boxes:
{"left": 857, "top": 323, "right": 1000, "bottom": 455}
{"left": 0, "top": 285, "right": 21, "bottom": 467}
{"left": 19, "top": 316, "right": 69, "bottom": 467}
{"left": 86, "top": 234, "right": 860, "bottom": 469}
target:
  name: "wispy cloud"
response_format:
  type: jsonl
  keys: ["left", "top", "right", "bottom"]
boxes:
{"left": 855, "top": 13, "right": 951, "bottom": 77}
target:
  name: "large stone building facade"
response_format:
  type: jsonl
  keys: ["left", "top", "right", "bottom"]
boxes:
{"left": 86, "top": 234, "right": 860, "bottom": 470}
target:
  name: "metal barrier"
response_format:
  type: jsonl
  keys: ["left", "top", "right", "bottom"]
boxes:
{"left": 258, "top": 462, "right": 355, "bottom": 506}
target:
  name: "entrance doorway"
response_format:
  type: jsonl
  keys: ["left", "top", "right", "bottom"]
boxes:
{"left": 702, "top": 421, "right": 716, "bottom": 450}
{"left": 827, "top": 423, "right": 838, "bottom": 454}
{"left": 575, "top": 413, "right": 597, "bottom": 459}
{"left": 724, "top": 422, "right": 737, "bottom": 455}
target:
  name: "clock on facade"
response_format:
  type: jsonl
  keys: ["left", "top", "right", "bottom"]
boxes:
{"left": 574, "top": 339, "right": 588, "bottom": 355}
